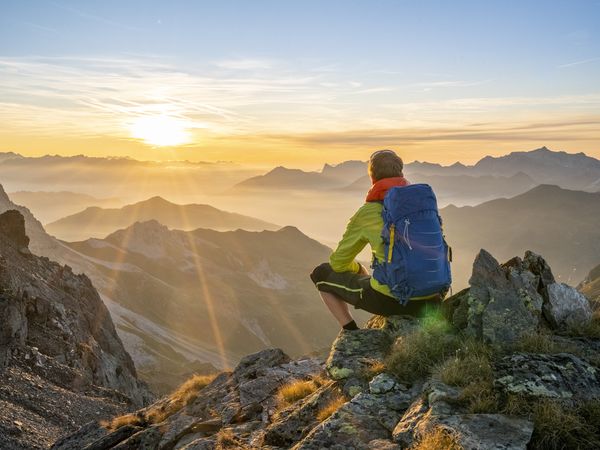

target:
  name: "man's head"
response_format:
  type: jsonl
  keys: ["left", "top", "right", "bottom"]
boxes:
{"left": 368, "top": 149, "right": 404, "bottom": 183}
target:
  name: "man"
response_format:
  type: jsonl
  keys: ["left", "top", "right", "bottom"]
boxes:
{"left": 310, "top": 149, "right": 443, "bottom": 331}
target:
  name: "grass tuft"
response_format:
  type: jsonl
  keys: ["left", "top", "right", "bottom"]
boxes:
{"left": 276, "top": 379, "right": 319, "bottom": 408}
{"left": 146, "top": 374, "right": 216, "bottom": 424}
{"left": 103, "top": 373, "right": 216, "bottom": 430}
{"left": 410, "top": 426, "right": 463, "bottom": 450}
{"left": 101, "top": 412, "right": 145, "bottom": 431}
{"left": 385, "top": 314, "right": 460, "bottom": 385}
{"left": 316, "top": 394, "right": 346, "bottom": 422}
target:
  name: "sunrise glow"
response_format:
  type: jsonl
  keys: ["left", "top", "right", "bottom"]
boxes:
{"left": 129, "top": 115, "right": 192, "bottom": 147}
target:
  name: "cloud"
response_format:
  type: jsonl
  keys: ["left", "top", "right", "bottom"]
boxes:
{"left": 557, "top": 57, "right": 600, "bottom": 68}
{"left": 1, "top": 55, "right": 599, "bottom": 149}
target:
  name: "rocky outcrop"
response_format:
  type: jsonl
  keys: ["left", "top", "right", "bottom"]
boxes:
{"left": 393, "top": 381, "right": 534, "bottom": 449}
{"left": 0, "top": 211, "right": 151, "bottom": 449}
{"left": 495, "top": 353, "right": 600, "bottom": 401}
{"left": 443, "top": 249, "right": 593, "bottom": 341}
{"left": 51, "top": 248, "right": 600, "bottom": 450}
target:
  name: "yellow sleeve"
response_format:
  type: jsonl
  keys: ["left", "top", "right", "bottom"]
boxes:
{"left": 329, "top": 206, "right": 368, "bottom": 273}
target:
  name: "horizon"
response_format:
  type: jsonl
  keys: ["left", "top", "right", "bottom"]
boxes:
{"left": 1, "top": 1, "right": 599, "bottom": 166}
{"left": 0, "top": 145, "right": 595, "bottom": 172}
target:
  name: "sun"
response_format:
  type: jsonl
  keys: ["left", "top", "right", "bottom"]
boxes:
{"left": 129, "top": 115, "right": 192, "bottom": 146}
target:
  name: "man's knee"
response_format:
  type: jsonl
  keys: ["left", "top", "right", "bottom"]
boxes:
{"left": 310, "top": 262, "right": 333, "bottom": 284}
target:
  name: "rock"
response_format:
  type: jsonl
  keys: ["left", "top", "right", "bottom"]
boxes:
{"left": 50, "top": 421, "right": 109, "bottom": 450}
{"left": 444, "top": 250, "right": 550, "bottom": 343}
{"left": 494, "top": 353, "right": 600, "bottom": 401}
{"left": 294, "top": 374, "right": 415, "bottom": 449}
{"left": 393, "top": 383, "right": 533, "bottom": 449}
{"left": 326, "top": 329, "right": 392, "bottom": 396}
{"left": 83, "top": 425, "right": 143, "bottom": 450}
{"left": 0, "top": 209, "right": 30, "bottom": 249}
{"left": 543, "top": 282, "right": 592, "bottom": 329}
{"left": 263, "top": 382, "right": 341, "bottom": 447}
{"left": 112, "top": 426, "right": 162, "bottom": 449}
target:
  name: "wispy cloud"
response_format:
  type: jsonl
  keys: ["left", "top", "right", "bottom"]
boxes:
{"left": 557, "top": 57, "right": 600, "bottom": 68}
{"left": 0, "top": 55, "right": 599, "bottom": 150}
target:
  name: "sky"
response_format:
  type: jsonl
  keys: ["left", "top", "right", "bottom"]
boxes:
{"left": 1, "top": 0, "right": 599, "bottom": 167}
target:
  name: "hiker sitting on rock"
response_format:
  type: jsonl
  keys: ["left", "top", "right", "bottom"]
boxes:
{"left": 310, "top": 149, "right": 452, "bottom": 331}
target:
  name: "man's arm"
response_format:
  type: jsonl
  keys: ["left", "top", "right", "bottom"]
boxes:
{"left": 329, "top": 206, "right": 368, "bottom": 273}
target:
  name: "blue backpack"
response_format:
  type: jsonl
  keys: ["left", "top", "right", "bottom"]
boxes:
{"left": 372, "top": 184, "right": 452, "bottom": 305}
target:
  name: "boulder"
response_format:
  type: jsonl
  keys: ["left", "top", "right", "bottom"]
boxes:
{"left": 262, "top": 382, "right": 341, "bottom": 447}
{"left": 0, "top": 209, "right": 30, "bottom": 250}
{"left": 393, "top": 382, "right": 533, "bottom": 449}
{"left": 442, "top": 250, "right": 592, "bottom": 344}
{"left": 494, "top": 353, "right": 600, "bottom": 401}
{"left": 543, "top": 282, "right": 592, "bottom": 329}
{"left": 294, "top": 373, "right": 415, "bottom": 449}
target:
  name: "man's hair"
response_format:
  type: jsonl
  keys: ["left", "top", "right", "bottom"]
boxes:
{"left": 368, "top": 149, "right": 404, "bottom": 181}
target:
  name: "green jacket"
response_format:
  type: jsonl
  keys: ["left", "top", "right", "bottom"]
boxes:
{"left": 329, "top": 201, "right": 393, "bottom": 297}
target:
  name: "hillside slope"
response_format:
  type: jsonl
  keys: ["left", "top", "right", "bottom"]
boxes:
{"left": 0, "top": 210, "right": 151, "bottom": 449}
{"left": 64, "top": 220, "right": 367, "bottom": 392}
{"left": 441, "top": 184, "right": 600, "bottom": 288}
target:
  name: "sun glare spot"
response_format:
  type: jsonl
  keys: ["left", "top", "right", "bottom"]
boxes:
{"left": 129, "top": 115, "right": 192, "bottom": 146}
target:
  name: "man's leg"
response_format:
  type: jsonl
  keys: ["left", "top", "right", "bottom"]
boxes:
{"left": 311, "top": 262, "right": 362, "bottom": 330}
{"left": 319, "top": 290, "right": 355, "bottom": 327}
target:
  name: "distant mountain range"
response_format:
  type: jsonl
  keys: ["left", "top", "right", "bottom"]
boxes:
{"left": 234, "top": 147, "right": 600, "bottom": 194}
{"left": 441, "top": 184, "right": 600, "bottom": 288}
{"left": 344, "top": 172, "right": 537, "bottom": 205}
{"left": 8, "top": 190, "right": 121, "bottom": 224}
{"left": 46, "top": 196, "right": 278, "bottom": 241}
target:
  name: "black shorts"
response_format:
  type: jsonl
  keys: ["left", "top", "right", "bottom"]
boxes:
{"left": 310, "top": 262, "right": 441, "bottom": 318}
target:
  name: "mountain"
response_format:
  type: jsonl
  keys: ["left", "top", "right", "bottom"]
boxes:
{"left": 472, "top": 146, "right": 600, "bottom": 190}
{"left": 344, "top": 172, "right": 537, "bottom": 206}
{"left": 8, "top": 190, "right": 121, "bottom": 224}
{"left": 235, "top": 147, "right": 600, "bottom": 194}
{"left": 62, "top": 220, "right": 368, "bottom": 392}
{"left": 53, "top": 249, "right": 600, "bottom": 450}
{"left": 235, "top": 166, "right": 341, "bottom": 190}
{"left": 0, "top": 152, "right": 262, "bottom": 201}
{"left": 441, "top": 184, "right": 600, "bottom": 288}
{"left": 579, "top": 263, "right": 600, "bottom": 304}
{"left": 320, "top": 160, "right": 367, "bottom": 181}
{"left": 45, "top": 196, "right": 279, "bottom": 241}
{"left": 0, "top": 210, "right": 151, "bottom": 449}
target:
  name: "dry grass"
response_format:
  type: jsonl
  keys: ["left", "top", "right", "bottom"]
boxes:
{"left": 146, "top": 374, "right": 216, "bottom": 424}
{"left": 103, "top": 373, "right": 216, "bottom": 430}
{"left": 410, "top": 426, "right": 463, "bottom": 450}
{"left": 360, "top": 360, "right": 386, "bottom": 379}
{"left": 509, "top": 331, "right": 577, "bottom": 354}
{"left": 276, "top": 378, "right": 322, "bottom": 408}
{"left": 385, "top": 314, "right": 461, "bottom": 384}
{"left": 101, "top": 412, "right": 145, "bottom": 431}
{"left": 502, "top": 396, "right": 600, "bottom": 450}
{"left": 316, "top": 394, "right": 346, "bottom": 422}
{"left": 215, "top": 429, "right": 250, "bottom": 449}
{"left": 433, "top": 338, "right": 498, "bottom": 413}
